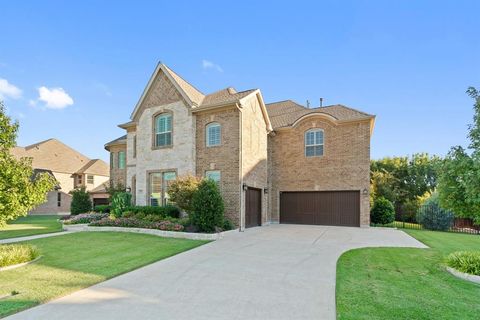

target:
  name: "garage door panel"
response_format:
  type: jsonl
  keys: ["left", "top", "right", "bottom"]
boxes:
{"left": 280, "top": 191, "right": 360, "bottom": 227}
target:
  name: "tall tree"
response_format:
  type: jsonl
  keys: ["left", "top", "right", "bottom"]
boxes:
{"left": 0, "top": 101, "right": 56, "bottom": 226}
{"left": 437, "top": 88, "right": 480, "bottom": 224}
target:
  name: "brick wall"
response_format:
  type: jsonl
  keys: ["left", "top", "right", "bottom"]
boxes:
{"left": 195, "top": 106, "right": 241, "bottom": 225}
{"left": 30, "top": 190, "right": 71, "bottom": 214}
{"left": 109, "top": 144, "right": 127, "bottom": 188}
{"left": 268, "top": 117, "right": 371, "bottom": 226}
{"left": 240, "top": 95, "right": 269, "bottom": 226}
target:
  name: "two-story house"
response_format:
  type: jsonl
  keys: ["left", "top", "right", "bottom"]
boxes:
{"left": 12, "top": 138, "right": 110, "bottom": 213}
{"left": 106, "top": 63, "right": 375, "bottom": 229}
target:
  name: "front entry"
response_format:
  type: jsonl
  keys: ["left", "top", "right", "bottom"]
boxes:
{"left": 245, "top": 188, "right": 262, "bottom": 228}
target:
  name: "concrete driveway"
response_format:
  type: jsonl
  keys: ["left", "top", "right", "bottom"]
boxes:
{"left": 7, "top": 225, "right": 427, "bottom": 320}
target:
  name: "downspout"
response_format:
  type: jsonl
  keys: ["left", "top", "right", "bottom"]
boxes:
{"left": 238, "top": 103, "right": 245, "bottom": 232}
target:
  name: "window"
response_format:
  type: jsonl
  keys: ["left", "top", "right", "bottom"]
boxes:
{"left": 57, "top": 192, "right": 61, "bottom": 207}
{"left": 87, "top": 175, "right": 94, "bottom": 184}
{"left": 77, "top": 175, "right": 82, "bottom": 184}
{"left": 149, "top": 171, "right": 177, "bottom": 206}
{"left": 133, "top": 135, "right": 137, "bottom": 158}
{"left": 206, "top": 122, "right": 221, "bottom": 147}
{"left": 110, "top": 153, "right": 114, "bottom": 169}
{"left": 118, "top": 151, "right": 126, "bottom": 169}
{"left": 205, "top": 170, "right": 221, "bottom": 183}
{"left": 154, "top": 113, "right": 172, "bottom": 147}
{"left": 149, "top": 172, "right": 162, "bottom": 206}
{"left": 162, "top": 171, "right": 177, "bottom": 205}
{"left": 305, "top": 129, "right": 324, "bottom": 157}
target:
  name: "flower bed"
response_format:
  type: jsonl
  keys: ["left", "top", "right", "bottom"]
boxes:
{"left": 90, "top": 217, "right": 184, "bottom": 232}
{"left": 0, "top": 244, "right": 39, "bottom": 268}
{"left": 63, "top": 213, "right": 109, "bottom": 225}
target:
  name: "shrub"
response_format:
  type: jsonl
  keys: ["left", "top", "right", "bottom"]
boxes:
{"left": 111, "top": 192, "right": 132, "bottom": 218}
{"left": 223, "top": 219, "right": 235, "bottom": 231}
{"left": 371, "top": 197, "right": 395, "bottom": 225}
{"left": 0, "top": 244, "right": 39, "bottom": 268}
{"left": 168, "top": 175, "right": 201, "bottom": 213}
{"left": 122, "top": 205, "right": 180, "bottom": 219}
{"left": 90, "top": 217, "right": 184, "bottom": 232}
{"left": 63, "top": 213, "right": 108, "bottom": 224}
{"left": 93, "top": 205, "right": 111, "bottom": 213}
{"left": 446, "top": 251, "right": 480, "bottom": 276}
{"left": 416, "top": 193, "right": 454, "bottom": 231}
{"left": 191, "top": 179, "right": 225, "bottom": 233}
{"left": 70, "top": 187, "right": 92, "bottom": 215}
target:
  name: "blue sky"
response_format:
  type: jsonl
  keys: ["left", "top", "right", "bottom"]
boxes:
{"left": 1, "top": 1, "right": 479, "bottom": 162}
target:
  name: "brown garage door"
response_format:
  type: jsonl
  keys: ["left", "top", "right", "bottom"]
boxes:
{"left": 280, "top": 191, "right": 360, "bottom": 227}
{"left": 245, "top": 188, "right": 262, "bottom": 228}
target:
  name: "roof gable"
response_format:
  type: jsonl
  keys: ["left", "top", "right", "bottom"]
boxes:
{"left": 130, "top": 63, "right": 205, "bottom": 121}
{"left": 12, "top": 139, "right": 92, "bottom": 174}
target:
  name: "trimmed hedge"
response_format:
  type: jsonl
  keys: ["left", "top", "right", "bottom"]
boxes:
{"left": 191, "top": 179, "right": 225, "bottom": 232}
{"left": 446, "top": 251, "right": 480, "bottom": 276}
{"left": 0, "top": 244, "right": 39, "bottom": 268}
{"left": 122, "top": 205, "right": 180, "bottom": 219}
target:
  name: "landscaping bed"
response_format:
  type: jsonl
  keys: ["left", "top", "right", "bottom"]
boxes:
{"left": 0, "top": 244, "right": 39, "bottom": 269}
{"left": 336, "top": 230, "right": 480, "bottom": 320}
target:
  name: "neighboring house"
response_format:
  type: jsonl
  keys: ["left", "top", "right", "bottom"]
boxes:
{"left": 106, "top": 63, "right": 375, "bottom": 228}
{"left": 11, "top": 139, "right": 110, "bottom": 214}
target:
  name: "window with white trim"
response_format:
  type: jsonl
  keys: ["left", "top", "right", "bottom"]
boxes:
{"left": 87, "top": 175, "right": 94, "bottom": 184}
{"left": 205, "top": 170, "right": 221, "bottom": 183}
{"left": 305, "top": 129, "right": 324, "bottom": 157}
{"left": 149, "top": 172, "right": 162, "bottom": 206}
{"left": 206, "top": 122, "right": 221, "bottom": 147}
{"left": 154, "top": 113, "right": 172, "bottom": 147}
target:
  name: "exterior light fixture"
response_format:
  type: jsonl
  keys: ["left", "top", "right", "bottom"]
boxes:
{"left": 126, "top": 187, "right": 132, "bottom": 193}
{"left": 242, "top": 183, "right": 248, "bottom": 191}
{"left": 362, "top": 188, "right": 368, "bottom": 195}
{"left": 264, "top": 187, "right": 268, "bottom": 194}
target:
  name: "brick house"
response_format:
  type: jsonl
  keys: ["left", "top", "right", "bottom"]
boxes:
{"left": 12, "top": 139, "right": 110, "bottom": 214}
{"left": 106, "top": 63, "right": 375, "bottom": 228}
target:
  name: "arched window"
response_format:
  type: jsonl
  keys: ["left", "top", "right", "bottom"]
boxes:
{"left": 305, "top": 129, "right": 324, "bottom": 157}
{"left": 154, "top": 113, "right": 172, "bottom": 147}
{"left": 206, "top": 122, "right": 221, "bottom": 147}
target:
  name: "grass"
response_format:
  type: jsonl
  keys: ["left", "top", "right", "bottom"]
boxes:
{"left": 0, "top": 232, "right": 208, "bottom": 317}
{"left": 336, "top": 230, "right": 480, "bottom": 320}
{"left": 0, "top": 244, "right": 39, "bottom": 268}
{"left": 0, "top": 216, "right": 63, "bottom": 240}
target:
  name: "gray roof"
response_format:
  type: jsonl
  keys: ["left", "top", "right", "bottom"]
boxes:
{"left": 266, "top": 100, "right": 373, "bottom": 129}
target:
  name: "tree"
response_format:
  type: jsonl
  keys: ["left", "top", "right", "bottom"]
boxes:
{"left": 70, "top": 187, "right": 92, "bottom": 214}
{"left": 168, "top": 175, "right": 201, "bottom": 213}
{"left": 0, "top": 101, "right": 56, "bottom": 226}
{"left": 191, "top": 179, "right": 224, "bottom": 232}
{"left": 371, "top": 153, "right": 440, "bottom": 220}
{"left": 437, "top": 88, "right": 480, "bottom": 224}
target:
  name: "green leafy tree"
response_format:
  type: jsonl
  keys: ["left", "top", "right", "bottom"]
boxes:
{"left": 191, "top": 179, "right": 224, "bottom": 232}
{"left": 437, "top": 88, "right": 480, "bottom": 224}
{"left": 168, "top": 175, "right": 201, "bottom": 213}
{"left": 0, "top": 101, "right": 56, "bottom": 226}
{"left": 70, "top": 187, "right": 92, "bottom": 214}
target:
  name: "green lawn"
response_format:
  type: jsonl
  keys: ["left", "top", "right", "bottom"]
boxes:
{"left": 0, "top": 215, "right": 63, "bottom": 240}
{"left": 336, "top": 230, "right": 480, "bottom": 320}
{"left": 0, "top": 232, "right": 208, "bottom": 317}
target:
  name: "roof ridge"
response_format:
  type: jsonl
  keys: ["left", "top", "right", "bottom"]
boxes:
{"left": 321, "top": 104, "right": 373, "bottom": 117}
{"left": 162, "top": 63, "right": 205, "bottom": 99}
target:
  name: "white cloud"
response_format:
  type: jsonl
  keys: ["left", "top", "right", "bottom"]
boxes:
{"left": 28, "top": 99, "right": 37, "bottom": 107}
{"left": 0, "top": 78, "right": 22, "bottom": 100}
{"left": 202, "top": 59, "right": 223, "bottom": 72}
{"left": 37, "top": 86, "right": 74, "bottom": 109}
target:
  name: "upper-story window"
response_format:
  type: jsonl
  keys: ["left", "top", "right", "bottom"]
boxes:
{"left": 118, "top": 151, "right": 126, "bottom": 169}
{"left": 133, "top": 135, "right": 137, "bottom": 158}
{"left": 305, "top": 129, "right": 324, "bottom": 157}
{"left": 154, "top": 113, "right": 172, "bottom": 147}
{"left": 87, "top": 175, "right": 94, "bottom": 184}
{"left": 206, "top": 122, "right": 221, "bottom": 147}
{"left": 110, "top": 153, "right": 114, "bottom": 169}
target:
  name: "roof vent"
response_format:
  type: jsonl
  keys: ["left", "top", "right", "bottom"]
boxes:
{"left": 227, "top": 87, "right": 237, "bottom": 95}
